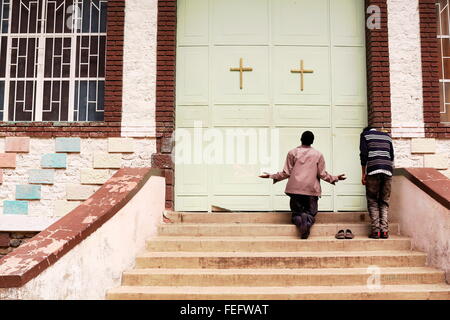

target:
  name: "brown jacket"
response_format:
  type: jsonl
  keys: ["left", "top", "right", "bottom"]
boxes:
{"left": 270, "top": 145, "right": 338, "bottom": 196}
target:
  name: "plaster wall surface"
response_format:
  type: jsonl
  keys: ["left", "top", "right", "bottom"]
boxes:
{"left": 121, "top": 0, "right": 158, "bottom": 137}
{"left": 388, "top": 0, "right": 425, "bottom": 138}
{"left": 390, "top": 176, "right": 450, "bottom": 281}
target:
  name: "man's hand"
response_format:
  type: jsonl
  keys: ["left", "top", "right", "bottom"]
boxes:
{"left": 259, "top": 172, "right": 271, "bottom": 179}
{"left": 338, "top": 174, "right": 347, "bottom": 181}
{"left": 361, "top": 173, "right": 366, "bottom": 186}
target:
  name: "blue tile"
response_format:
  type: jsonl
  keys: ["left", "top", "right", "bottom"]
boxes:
{"left": 16, "top": 185, "right": 41, "bottom": 200}
{"left": 55, "top": 138, "right": 81, "bottom": 153}
{"left": 28, "top": 169, "right": 55, "bottom": 185}
{"left": 4, "top": 201, "right": 28, "bottom": 215}
{"left": 41, "top": 153, "right": 67, "bottom": 168}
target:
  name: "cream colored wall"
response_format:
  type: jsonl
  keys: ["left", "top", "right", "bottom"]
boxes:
{"left": 0, "top": 175, "right": 165, "bottom": 300}
{"left": 390, "top": 176, "right": 450, "bottom": 281}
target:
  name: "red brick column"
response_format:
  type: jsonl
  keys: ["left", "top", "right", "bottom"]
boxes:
{"left": 365, "top": 0, "right": 392, "bottom": 132}
{"left": 419, "top": 0, "right": 450, "bottom": 138}
{"left": 152, "top": 0, "right": 177, "bottom": 209}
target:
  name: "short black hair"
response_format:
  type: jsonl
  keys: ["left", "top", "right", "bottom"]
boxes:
{"left": 301, "top": 131, "right": 314, "bottom": 146}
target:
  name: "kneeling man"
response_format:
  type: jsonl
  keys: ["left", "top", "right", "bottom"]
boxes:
{"left": 260, "top": 131, "right": 346, "bottom": 239}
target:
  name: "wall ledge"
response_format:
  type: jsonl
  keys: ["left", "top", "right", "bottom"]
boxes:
{"left": 0, "top": 167, "right": 163, "bottom": 288}
{"left": 394, "top": 168, "right": 450, "bottom": 210}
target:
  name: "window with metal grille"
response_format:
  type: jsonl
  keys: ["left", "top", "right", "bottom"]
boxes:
{"left": 437, "top": 0, "right": 450, "bottom": 123}
{"left": 0, "top": 0, "right": 107, "bottom": 122}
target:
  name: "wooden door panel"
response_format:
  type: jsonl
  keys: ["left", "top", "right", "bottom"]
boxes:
{"left": 175, "top": 196, "right": 209, "bottom": 212}
{"left": 213, "top": 105, "right": 271, "bottom": 127}
{"left": 211, "top": 196, "right": 272, "bottom": 211}
{"left": 175, "top": 164, "right": 208, "bottom": 195}
{"left": 213, "top": 46, "right": 269, "bottom": 104}
{"left": 274, "top": 105, "right": 331, "bottom": 127}
{"left": 333, "top": 105, "right": 367, "bottom": 128}
{"left": 176, "top": 105, "right": 210, "bottom": 128}
{"left": 176, "top": 47, "right": 209, "bottom": 105}
{"left": 333, "top": 128, "right": 366, "bottom": 196}
{"left": 331, "top": 0, "right": 365, "bottom": 46}
{"left": 272, "top": 0, "right": 329, "bottom": 45}
{"left": 273, "top": 46, "right": 331, "bottom": 105}
{"left": 213, "top": 0, "right": 269, "bottom": 45}
{"left": 212, "top": 164, "right": 271, "bottom": 196}
{"left": 177, "top": 0, "right": 209, "bottom": 46}
{"left": 333, "top": 47, "right": 367, "bottom": 106}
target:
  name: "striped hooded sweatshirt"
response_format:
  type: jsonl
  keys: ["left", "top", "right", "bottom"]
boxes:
{"left": 359, "top": 129, "right": 395, "bottom": 176}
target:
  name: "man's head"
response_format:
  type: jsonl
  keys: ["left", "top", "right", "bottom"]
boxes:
{"left": 301, "top": 131, "right": 314, "bottom": 146}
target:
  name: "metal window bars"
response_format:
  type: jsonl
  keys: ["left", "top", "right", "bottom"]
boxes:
{"left": 0, "top": 0, "right": 107, "bottom": 122}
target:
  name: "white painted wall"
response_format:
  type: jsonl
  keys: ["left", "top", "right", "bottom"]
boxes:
{"left": 121, "top": 0, "right": 158, "bottom": 137}
{"left": 388, "top": 0, "right": 425, "bottom": 138}
{"left": 0, "top": 175, "right": 165, "bottom": 300}
{"left": 390, "top": 176, "right": 450, "bottom": 282}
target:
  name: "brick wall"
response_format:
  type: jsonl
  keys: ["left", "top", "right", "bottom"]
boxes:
{"left": 0, "top": 232, "right": 38, "bottom": 259}
{"left": 0, "top": 0, "right": 125, "bottom": 138}
{"left": 419, "top": 0, "right": 450, "bottom": 138}
{"left": 365, "top": 0, "right": 392, "bottom": 132}
{"left": 152, "top": 0, "right": 177, "bottom": 210}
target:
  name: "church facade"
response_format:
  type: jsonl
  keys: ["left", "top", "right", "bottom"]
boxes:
{"left": 0, "top": 0, "right": 449, "bottom": 227}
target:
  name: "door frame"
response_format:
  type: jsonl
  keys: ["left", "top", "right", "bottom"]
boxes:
{"left": 153, "top": 0, "right": 392, "bottom": 210}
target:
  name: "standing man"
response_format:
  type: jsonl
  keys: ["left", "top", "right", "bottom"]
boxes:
{"left": 260, "top": 131, "right": 346, "bottom": 239}
{"left": 359, "top": 126, "right": 395, "bottom": 239}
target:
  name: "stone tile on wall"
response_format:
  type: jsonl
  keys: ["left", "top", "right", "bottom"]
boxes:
{"left": 41, "top": 153, "right": 67, "bottom": 168}
{"left": 28, "top": 169, "right": 55, "bottom": 185}
{"left": 16, "top": 185, "right": 41, "bottom": 200}
{"left": 5, "top": 137, "right": 30, "bottom": 153}
{"left": 411, "top": 138, "right": 436, "bottom": 154}
{"left": 4, "top": 201, "right": 28, "bottom": 215}
{"left": 55, "top": 138, "right": 81, "bottom": 153}
{"left": 108, "top": 138, "right": 135, "bottom": 153}
{"left": 54, "top": 200, "right": 81, "bottom": 217}
{"left": 93, "top": 153, "right": 122, "bottom": 169}
{"left": 66, "top": 184, "right": 97, "bottom": 200}
{"left": 424, "top": 154, "right": 449, "bottom": 170}
{"left": 0, "top": 153, "right": 16, "bottom": 168}
{"left": 80, "top": 169, "right": 110, "bottom": 185}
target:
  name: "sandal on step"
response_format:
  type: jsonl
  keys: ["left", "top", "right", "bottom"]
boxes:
{"left": 335, "top": 229, "right": 345, "bottom": 239}
{"left": 345, "top": 229, "right": 354, "bottom": 239}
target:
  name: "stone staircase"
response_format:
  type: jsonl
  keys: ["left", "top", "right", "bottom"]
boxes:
{"left": 106, "top": 212, "right": 450, "bottom": 300}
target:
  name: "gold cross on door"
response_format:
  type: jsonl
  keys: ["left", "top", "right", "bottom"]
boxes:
{"left": 291, "top": 60, "right": 314, "bottom": 91}
{"left": 230, "top": 58, "right": 253, "bottom": 90}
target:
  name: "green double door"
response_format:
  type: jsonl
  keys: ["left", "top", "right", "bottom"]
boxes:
{"left": 175, "top": 0, "right": 368, "bottom": 212}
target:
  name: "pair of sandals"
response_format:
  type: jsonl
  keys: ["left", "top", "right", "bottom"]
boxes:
{"left": 335, "top": 229, "right": 354, "bottom": 239}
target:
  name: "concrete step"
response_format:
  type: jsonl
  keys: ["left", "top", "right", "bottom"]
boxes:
{"left": 146, "top": 236, "right": 411, "bottom": 252}
{"left": 135, "top": 250, "right": 426, "bottom": 269}
{"left": 106, "top": 283, "right": 450, "bottom": 300}
{"left": 157, "top": 223, "right": 399, "bottom": 237}
{"left": 165, "top": 211, "right": 370, "bottom": 224}
{"left": 122, "top": 267, "right": 445, "bottom": 287}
